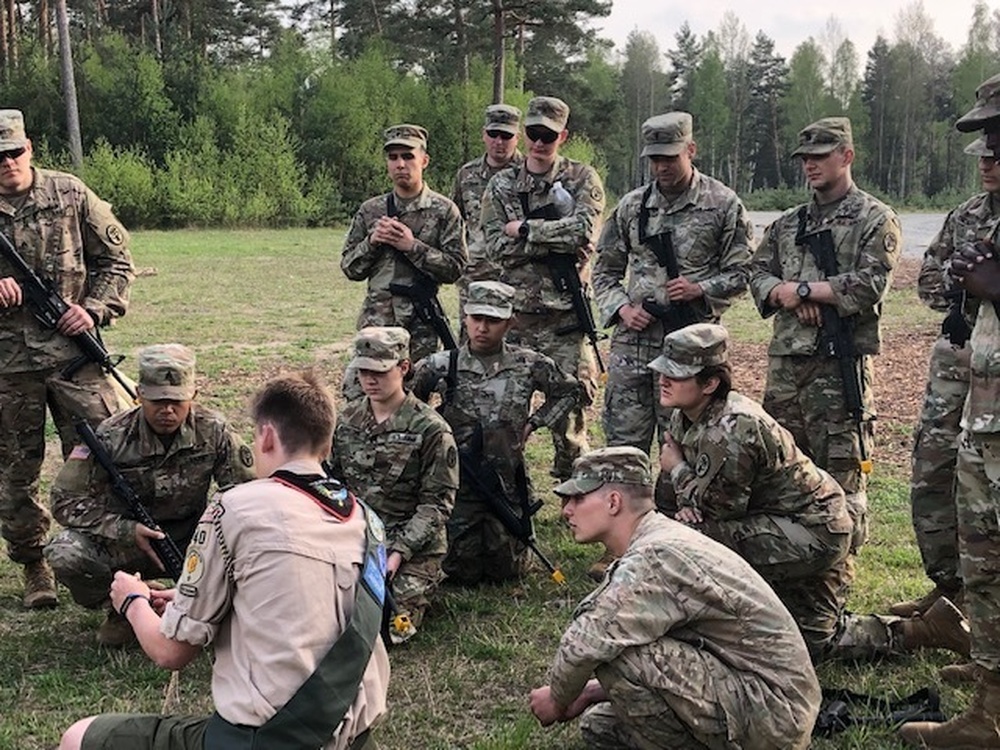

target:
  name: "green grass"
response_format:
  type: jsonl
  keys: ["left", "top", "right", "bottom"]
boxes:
{"left": 0, "top": 228, "right": 961, "bottom": 749}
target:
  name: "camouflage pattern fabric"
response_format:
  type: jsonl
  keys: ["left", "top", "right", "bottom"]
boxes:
{"left": 0, "top": 169, "right": 134, "bottom": 563}
{"left": 410, "top": 341, "right": 583, "bottom": 583}
{"left": 547, "top": 512, "right": 820, "bottom": 749}
{"left": 329, "top": 392, "right": 458, "bottom": 618}
{"left": 593, "top": 171, "right": 752, "bottom": 451}
{"left": 44, "top": 404, "right": 255, "bottom": 606}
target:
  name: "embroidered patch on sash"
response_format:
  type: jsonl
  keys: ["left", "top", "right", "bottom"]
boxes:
{"left": 238, "top": 444, "right": 254, "bottom": 468}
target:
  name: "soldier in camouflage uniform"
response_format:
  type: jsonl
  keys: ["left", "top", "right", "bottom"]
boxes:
{"left": 341, "top": 124, "right": 467, "bottom": 384}
{"left": 652, "top": 324, "right": 970, "bottom": 663}
{"left": 481, "top": 96, "right": 605, "bottom": 479}
{"left": 0, "top": 109, "right": 134, "bottom": 609}
{"left": 328, "top": 327, "right": 458, "bottom": 642}
{"left": 892, "top": 134, "right": 1000, "bottom": 617}
{"left": 452, "top": 105, "right": 524, "bottom": 339}
{"left": 44, "top": 344, "right": 255, "bottom": 646}
{"left": 529, "top": 446, "right": 821, "bottom": 749}
{"left": 749, "top": 117, "right": 902, "bottom": 553}
{"left": 901, "top": 76, "right": 1000, "bottom": 750}
{"left": 593, "top": 112, "right": 751, "bottom": 454}
{"left": 410, "top": 281, "right": 583, "bottom": 584}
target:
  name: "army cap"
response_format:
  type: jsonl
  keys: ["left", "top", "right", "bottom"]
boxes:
{"left": 957, "top": 73, "right": 1000, "bottom": 133}
{"left": 791, "top": 117, "right": 853, "bottom": 157}
{"left": 484, "top": 104, "right": 522, "bottom": 135}
{"left": 641, "top": 112, "right": 693, "bottom": 157}
{"left": 137, "top": 344, "right": 197, "bottom": 401}
{"left": 351, "top": 326, "right": 410, "bottom": 372}
{"left": 0, "top": 109, "right": 28, "bottom": 151}
{"left": 648, "top": 323, "right": 728, "bottom": 379}
{"left": 525, "top": 96, "right": 570, "bottom": 133}
{"left": 553, "top": 446, "right": 652, "bottom": 497}
{"left": 383, "top": 124, "right": 428, "bottom": 151}
{"left": 465, "top": 280, "right": 515, "bottom": 319}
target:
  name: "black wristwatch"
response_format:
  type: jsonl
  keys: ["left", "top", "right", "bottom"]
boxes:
{"left": 518, "top": 221, "right": 529, "bottom": 239}
{"left": 796, "top": 281, "right": 811, "bottom": 300}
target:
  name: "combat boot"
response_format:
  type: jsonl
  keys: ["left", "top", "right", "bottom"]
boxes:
{"left": 22, "top": 560, "right": 58, "bottom": 609}
{"left": 941, "top": 663, "right": 981, "bottom": 686}
{"left": 586, "top": 548, "right": 617, "bottom": 583}
{"left": 899, "top": 597, "right": 970, "bottom": 656}
{"left": 96, "top": 608, "right": 136, "bottom": 648}
{"left": 890, "top": 583, "right": 963, "bottom": 617}
{"left": 899, "top": 667, "right": 1000, "bottom": 748}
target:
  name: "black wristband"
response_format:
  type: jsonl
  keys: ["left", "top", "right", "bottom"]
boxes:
{"left": 119, "top": 592, "right": 151, "bottom": 619}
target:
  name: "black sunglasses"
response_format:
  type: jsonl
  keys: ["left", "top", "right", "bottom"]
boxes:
{"left": 0, "top": 147, "right": 26, "bottom": 161}
{"left": 525, "top": 127, "right": 559, "bottom": 144}
{"left": 485, "top": 130, "right": 515, "bottom": 141}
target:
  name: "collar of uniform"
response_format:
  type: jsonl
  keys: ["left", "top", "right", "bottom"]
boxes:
{"left": 135, "top": 405, "right": 198, "bottom": 457}
{"left": 806, "top": 182, "right": 863, "bottom": 225}
{"left": 389, "top": 183, "right": 433, "bottom": 213}
{"left": 0, "top": 166, "right": 39, "bottom": 215}
{"left": 362, "top": 390, "right": 421, "bottom": 432}
{"left": 478, "top": 151, "right": 523, "bottom": 179}
{"left": 515, "top": 155, "right": 568, "bottom": 194}
{"left": 272, "top": 458, "right": 325, "bottom": 477}
{"left": 461, "top": 340, "right": 511, "bottom": 375}
{"left": 647, "top": 167, "right": 702, "bottom": 215}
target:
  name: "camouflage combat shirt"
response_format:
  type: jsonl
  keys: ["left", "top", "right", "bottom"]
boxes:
{"left": 51, "top": 404, "right": 256, "bottom": 545}
{"left": 0, "top": 168, "right": 134, "bottom": 372}
{"left": 451, "top": 152, "right": 524, "bottom": 277}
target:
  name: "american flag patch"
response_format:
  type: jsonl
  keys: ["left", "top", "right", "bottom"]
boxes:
{"left": 69, "top": 445, "right": 91, "bottom": 460}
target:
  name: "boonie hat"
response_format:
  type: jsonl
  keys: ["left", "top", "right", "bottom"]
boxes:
{"left": 351, "top": 327, "right": 410, "bottom": 372}
{"left": 0, "top": 109, "right": 28, "bottom": 151}
{"left": 648, "top": 323, "right": 728, "bottom": 379}
{"left": 383, "top": 124, "right": 428, "bottom": 151}
{"left": 964, "top": 135, "right": 993, "bottom": 157}
{"left": 137, "top": 344, "right": 197, "bottom": 401}
{"left": 791, "top": 117, "right": 853, "bottom": 157}
{"left": 524, "top": 96, "right": 569, "bottom": 133}
{"left": 553, "top": 446, "right": 653, "bottom": 497}
{"left": 956, "top": 73, "right": 1000, "bottom": 133}
{"left": 465, "top": 281, "right": 515, "bottom": 319}
{"left": 641, "top": 112, "right": 693, "bottom": 157}
{"left": 485, "top": 104, "right": 521, "bottom": 135}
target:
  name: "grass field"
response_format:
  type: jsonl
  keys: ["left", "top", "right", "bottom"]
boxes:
{"left": 0, "top": 228, "right": 968, "bottom": 749}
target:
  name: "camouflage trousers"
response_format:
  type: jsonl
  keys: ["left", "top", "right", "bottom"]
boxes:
{"left": 44, "top": 529, "right": 172, "bottom": 608}
{"left": 909, "top": 337, "right": 969, "bottom": 589}
{"left": 508, "top": 309, "right": 596, "bottom": 479}
{"left": 392, "top": 553, "right": 445, "bottom": 628}
{"left": 602, "top": 322, "right": 672, "bottom": 454}
{"left": 763, "top": 355, "right": 875, "bottom": 552}
{"left": 955, "top": 430, "right": 1000, "bottom": 670}
{"left": 0, "top": 364, "right": 120, "bottom": 563}
{"left": 442, "top": 489, "right": 530, "bottom": 585}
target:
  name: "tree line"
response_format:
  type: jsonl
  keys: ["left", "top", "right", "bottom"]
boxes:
{"left": 1, "top": 0, "right": 996, "bottom": 228}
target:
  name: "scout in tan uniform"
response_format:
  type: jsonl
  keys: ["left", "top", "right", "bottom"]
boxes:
{"left": 45, "top": 344, "right": 256, "bottom": 646}
{"left": 530, "top": 446, "right": 821, "bottom": 749}
{"left": 0, "top": 108, "right": 134, "bottom": 608}
{"left": 57, "top": 371, "right": 390, "bottom": 750}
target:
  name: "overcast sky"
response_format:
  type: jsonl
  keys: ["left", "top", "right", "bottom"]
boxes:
{"left": 596, "top": 0, "right": 978, "bottom": 64}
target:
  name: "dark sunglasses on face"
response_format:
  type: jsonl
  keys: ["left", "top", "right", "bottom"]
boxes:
{"left": 485, "top": 129, "right": 515, "bottom": 141}
{"left": 525, "top": 127, "right": 559, "bottom": 144}
{"left": 0, "top": 147, "right": 26, "bottom": 162}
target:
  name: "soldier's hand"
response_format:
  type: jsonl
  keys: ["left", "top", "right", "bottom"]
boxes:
{"left": 770, "top": 281, "right": 802, "bottom": 310}
{"left": 665, "top": 276, "right": 703, "bottom": 302}
{"left": 371, "top": 217, "right": 416, "bottom": 251}
{"left": 134, "top": 523, "right": 167, "bottom": 572}
{"left": 386, "top": 551, "right": 403, "bottom": 579}
{"left": 504, "top": 220, "right": 524, "bottom": 239}
{"left": 675, "top": 506, "right": 703, "bottom": 525}
{"left": 109, "top": 570, "right": 151, "bottom": 614}
{"left": 952, "top": 241, "right": 1000, "bottom": 301}
{"left": 794, "top": 301, "right": 823, "bottom": 327}
{"left": 529, "top": 685, "right": 567, "bottom": 726}
{"left": 0, "top": 276, "right": 22, "bottom": 308}
{"left": 659, "top": 434, "right": 683, "bottom": 472}
{"left": 619, "top": 303, "right": 653, "bottom": 331}
{"left": 56, "top": 303, "right": 96, "bottom": 336}
{"left": 149, "top": 586, "right": 176, "bottom": 616}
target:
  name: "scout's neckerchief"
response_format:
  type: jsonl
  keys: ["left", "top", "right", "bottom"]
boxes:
{"left": 204, "top": 472, "right": 386, "bottom": 750}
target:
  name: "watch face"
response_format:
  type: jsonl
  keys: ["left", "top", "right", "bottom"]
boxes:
{"left": 797, "top": 282, "right": 810, "bottom": 298}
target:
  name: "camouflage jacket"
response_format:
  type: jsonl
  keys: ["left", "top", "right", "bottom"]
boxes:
{"left": 659, "top": 392, "right": 852, "bottom": 532}
{"left": 410, "top": 342, "right": 583, "bottom": 495}
{"left": 0, "top": 168, "right": 134, "bottom": 373}
{"left": 749, "top": 185, "right": 901, "bottom": 355}
{"left": 340, "top": 185, "right": 467, "bottom": 327}
{"left": 451, "top": 152, "right": 524, "bottom": 272}
{"left": 51, "top": 404, "right": 255, "bottom": 545}
{"left": 329, "top": 392, "right": 458, "bottom": 560}
{"left": 592, "top": 171, "right": 752, "bottom": 328}
{"left": 964, "top": 302, "right": 1000, "bottom": 434}
{"left": 548, "top": 511, "right": 820, "bottom": 748}
{"left": 481, "top": 155, "right": 605, "bottom": 313}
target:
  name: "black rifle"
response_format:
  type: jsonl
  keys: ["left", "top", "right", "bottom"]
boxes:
{"left": 381, "top": 193, "right": 458, "bottom": 350}
{"left": 940, "top": 289, "right": 972, "bottom": 347}
{"left": 795, "top": 211, "right": 873, "bottom": 474}
{"left": 813, "top": 687, "right": 946, "bottom": 738}
{"left": 0, "top": 231, "right": 137, "bottom": 400}
{"left": 75, "top": 420, "right": 186, "bottom": 581}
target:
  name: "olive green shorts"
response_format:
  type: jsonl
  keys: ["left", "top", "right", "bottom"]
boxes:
{"left": 81, "top": 714, "right": 208, "bottom": 750}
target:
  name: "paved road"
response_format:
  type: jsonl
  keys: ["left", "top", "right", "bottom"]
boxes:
{"left": 749, "top": 211, "right": 945, "bottom": 259}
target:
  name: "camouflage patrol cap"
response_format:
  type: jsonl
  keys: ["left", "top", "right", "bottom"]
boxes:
{"left": 641, "top": 112, "right": 693, "bottom": 157}
{"left": 465, "top": 280, "right": 515, "bottom": 319}
{"left": 137, "top": 344, "right": 197, "bottom": 401}
{"left": 0, "top": 109, "right": 28, "bottom": 151}
{"left": 525, "top": 96, "right": 570, "bottom": 133}
{"left": 384, "top": 124, "right": 428, "bottom": 151}
{"left": 351, "top": 326, "right": 410, "bottom": 372}
{"left": 956, "top": 73, "right": 1000, "bottom": 133}
{"left": 648, "top": 323, "right": 728, "bottom": 379}
{"left": 553, "top": 446, "right": 652, "bottom": 497}
{"left": 484, "top": 104, "right": 522, "bottom": 135}
{"left": 791, "top": 117, "right": 853, "bottom": 157}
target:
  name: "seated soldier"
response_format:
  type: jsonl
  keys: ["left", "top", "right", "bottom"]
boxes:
{"left": 328, "top": 327, "right": 458, "bottom": 643}
{"left": 57, "top": 370, "right": 390, "bottom": 750}
{"left": 45, "top": 344, "right": 255, "bottom": 646}
{"left": 410, "top": 281, "right": 583, "bottom": 584}
{"left": 530, "top": 446, "right": 821, "bottom": 749}
{"left": 651, "top": 323, "right": 971, "bottom": 662}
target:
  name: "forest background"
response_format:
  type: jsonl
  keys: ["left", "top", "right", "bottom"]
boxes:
{"left": 1, "top": 0, "right": 998, "bottom": 229}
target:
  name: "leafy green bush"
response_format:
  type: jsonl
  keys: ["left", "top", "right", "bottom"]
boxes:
{"left": 82, "top": 140, "right": 159, "bottom": 228}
